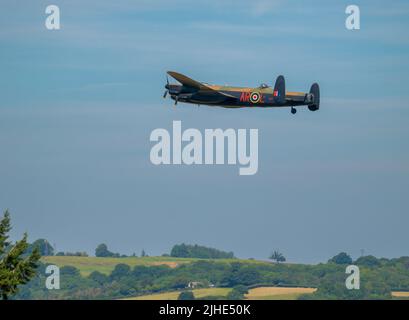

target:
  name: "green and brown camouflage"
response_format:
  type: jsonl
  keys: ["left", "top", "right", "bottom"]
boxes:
{"left": 164, "top": 71, "right": 320, "bottom": 114}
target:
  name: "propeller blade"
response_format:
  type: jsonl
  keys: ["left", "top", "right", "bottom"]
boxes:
{"left": 163, "top": 74, "right": 170, "bottom": 99}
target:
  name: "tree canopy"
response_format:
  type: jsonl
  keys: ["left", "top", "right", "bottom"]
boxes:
{"left": 269, "top": 250, "right": 286, "bottom": 263}
{"left": 178, "top": 291, "right": 195, "bottom": 300}
{"left": 28, "top": 239, "right": 54, "bottom": 256}
{"left": 0, "top": 210, "right": 41, "bottom": 300}
{"left": 171, "top": 243, "right": 235, "bottom": 259}
{"left": 95, "top": 243, "right": 120, "bottom": 257}
{"left": 328, "top": 252, "right": 353, "bottom": 265}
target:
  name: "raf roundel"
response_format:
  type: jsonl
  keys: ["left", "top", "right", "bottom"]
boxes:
{"left": 249, "top": 92, "right": 261, "bottom": 104}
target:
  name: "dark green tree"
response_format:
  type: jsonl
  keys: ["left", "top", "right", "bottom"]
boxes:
{"left": 328, "top": 252, "right": 353, "bottom": 265}
{"left": 354, "top": 255, "right": 381, "bottom": 267}
{"left": 60, "top": 265, "right": 80, "bottom": 276}
{"left": 0, "top": 210, "right": 41, "bottom": 300}
{"left": 95, "top": 243, "right": 116, "bottom": 257}
{"left": 89, "top": 271, "right": 109, "bottom": 285}
{"left": 171, "top": 244, "right": 189, "bottom": 258}
{"left": 178, "top": 291, "right": 195, "bottom": 300}
{"left": 227, "top": 285, "right": 249, "bottom": 300}
{"left": 269, "top": 250, "right": 286, "bottom": 263}
{"left": 110, "top": 263, "right": 131, "bottom": 280}
{"left": 170, "top": 243, "right": 234, "bottom": 259}
{"left": 28, "top": 239, "right": 54, "bottom": 256}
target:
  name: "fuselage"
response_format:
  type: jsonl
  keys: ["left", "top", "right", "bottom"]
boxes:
{"left": 168, "top": 84, "right": 311, "bottom": 108}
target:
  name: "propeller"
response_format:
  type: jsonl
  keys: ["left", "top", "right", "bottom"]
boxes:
{"left": 163, "top": 75, "right": 169, "bottom": 98}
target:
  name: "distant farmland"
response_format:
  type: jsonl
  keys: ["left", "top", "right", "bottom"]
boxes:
{"left": 128, "top": 287, "right": 408, "bottom": 300}
{"left": 246, "top": 287, "right": 317, "bottom": 300}
{"left": 41, "top": 256, "right": 196, "bottom": 276}
{"left": 391, "top": 291, "right": 409, "bottom": 298}
{"left": 124, "top": 288, "right": 232, "bottom": 300}
{"left": 41, "top": 256, "right": 268, "bottom": 276}
{"left": 124, "top": 287, "right": 317, "bottom": 300}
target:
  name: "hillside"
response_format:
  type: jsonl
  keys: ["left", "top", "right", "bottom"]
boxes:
{"left": 14, "top": 255, "right": 409, "bottom": 300}
{"left": 41, "top": 256, "right": 267, "bottom": 276}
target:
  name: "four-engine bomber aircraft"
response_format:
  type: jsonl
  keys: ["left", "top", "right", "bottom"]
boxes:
{"left": 163, "top": 71, "right": 320, "bottom": 114}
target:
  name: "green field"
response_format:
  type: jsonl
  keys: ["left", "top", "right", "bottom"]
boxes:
{"left": 124, "top": 287, "right": 317, "bottom": 300}
{"left": 124, "top": 288, "right": 232, "bottom": 300}
{"left": 245, "top": 287, "right": 316, "bottom": 300}
{"left": 41, "top": 256, "right": 197, "bottom": 276}
{"left": 41, "top": 256, "right": 267, "bottom": 276}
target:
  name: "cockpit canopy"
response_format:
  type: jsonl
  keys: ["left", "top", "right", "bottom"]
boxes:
{"left": 259, "top": 83, "right": 270, "bottom": 89}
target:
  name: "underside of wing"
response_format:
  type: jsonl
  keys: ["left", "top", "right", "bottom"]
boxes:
{"left": 167, "top": 71, "right": 205, "bottom": 89}
{"left": 167, "top": 71, "right": 236, "bottom": 100}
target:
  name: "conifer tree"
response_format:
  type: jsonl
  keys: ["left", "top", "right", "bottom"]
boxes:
{"left": 0, "top": 210, "right": 40, "bottom": 300}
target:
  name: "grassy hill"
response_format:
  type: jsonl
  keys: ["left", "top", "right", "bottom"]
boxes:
{"left": 41, "top": 256, "right": 268, "bottom": 276}
{"left": 41, "top": 256, "right": 199, "bottom": 276}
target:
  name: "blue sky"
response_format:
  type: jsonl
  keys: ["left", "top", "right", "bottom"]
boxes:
{"left": 0, "top": 0, "right": 408, "bottom": 263}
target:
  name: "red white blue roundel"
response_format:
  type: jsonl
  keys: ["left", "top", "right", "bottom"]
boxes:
{"left": 249, "top": 92, "right": 261, "bottom": 103}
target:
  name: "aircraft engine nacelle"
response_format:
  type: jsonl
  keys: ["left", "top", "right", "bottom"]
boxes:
{"left": 177, "top": 93, "right": 194, "bottom": 101}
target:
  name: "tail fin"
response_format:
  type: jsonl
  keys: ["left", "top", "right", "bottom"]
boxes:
{"left": 273, "top": 75, "right": 285, "bottom": 104}
{"left": 308, "top": 83, "right": 320, "bottom": 111}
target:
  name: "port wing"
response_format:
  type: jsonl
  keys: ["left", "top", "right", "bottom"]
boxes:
{"left": 167, "top": 71, "right": 236, "bottom": 99}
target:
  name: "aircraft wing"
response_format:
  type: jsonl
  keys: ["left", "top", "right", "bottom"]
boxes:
{"left": 167, "top": 71, "right": 207, "bottom": 90}
{"left": 167, "top": 71, "right": 236, "bottom": 99}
